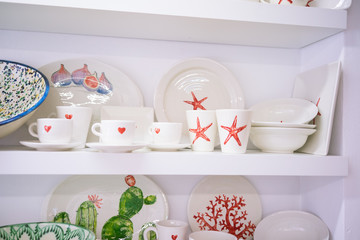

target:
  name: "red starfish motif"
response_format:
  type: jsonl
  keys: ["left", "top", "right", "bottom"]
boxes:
{"left": 189, "top": 117, "right": 213, "bottom": 144}
{"left": 312, "top": 97, "right": 321, "bottom": 124}
{"left": 184, "top": 91, "right": 208, "bottom": 110}
{"left": 221, "top": 116, "right": 247, "bottom": 146}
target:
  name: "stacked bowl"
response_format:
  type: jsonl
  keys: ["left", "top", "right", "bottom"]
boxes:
{"left": 249, "top": 98, "right": 317, "bottom": 153}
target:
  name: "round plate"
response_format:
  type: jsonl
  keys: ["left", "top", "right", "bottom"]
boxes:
{"left": 251, "top": 121, "right": 316, "bottom": 129}
{"left": 254, "top": 210, "right": 329, "bottom": 240}
{"left": 20, "top": 140, "right": 82, "bottom": 151}
{"left": 42, "top": 175, "right": 168, "bottom": 240}
{"left": 187, "top": 176, "right": 262, "bottom": 240}
{"left": 154, "top": 58, "right": 245, "bottom": 141}
{"left": 86, "top": 142, "right": 147, "bottom": 153}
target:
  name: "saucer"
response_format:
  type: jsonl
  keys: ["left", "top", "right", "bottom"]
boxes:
{"left": 148, "top": 143, "right": 191, "bottom": 151}
{"left": 20, "top": 140, "right": 82, "bottom": 151}
{"left": 86, "top": 142, "right": 147, "bottom": 153}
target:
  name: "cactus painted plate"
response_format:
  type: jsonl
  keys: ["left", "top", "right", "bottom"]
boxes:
{"left": 42, "top": 175, "right": 168, "bottom": 240}
{"left": 187, "top": 176, "right": 262, "bottom": 240}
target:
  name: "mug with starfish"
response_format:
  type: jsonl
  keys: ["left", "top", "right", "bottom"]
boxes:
{"left": 216, "top": 109, "right": 252, "bottom": 153}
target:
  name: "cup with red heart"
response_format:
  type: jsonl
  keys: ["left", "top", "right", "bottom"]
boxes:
{"left": 149, "top": 122, "right": 183, "bottom": 145}
{"left": 28, "top": 118, "right": 73, "bottom": 143}
{"left": 91, "top": 120, "right": 136, "bottom": 145}
{"left": 143, "top": 220, "right": 188, "bottom": 240}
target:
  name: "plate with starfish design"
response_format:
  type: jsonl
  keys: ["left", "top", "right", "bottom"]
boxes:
{"left": 154, "top": 58, "right": 245, "bottom": 142}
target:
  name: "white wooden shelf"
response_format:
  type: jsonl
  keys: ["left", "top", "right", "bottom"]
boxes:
{"left": 0, "top": 148, "right": 348, "bottom": 176}
{"left": 0, "top": 0, "right": 347, "bottom": 48}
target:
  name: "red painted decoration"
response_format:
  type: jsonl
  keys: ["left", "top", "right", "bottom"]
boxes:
{"left": 65, "top": 114, "right": 73, "bottom": 119}
{"left": 44, "top": 125, "right": 51, "bottom": 133}
{"left": 88, "top": 194, "right": 103, "bottom": 209}
{"left": 312, "top": 97, "right": 321, "bottom": 125}
{"left": 193, "top": 194, "right": 256, "bottom": 240}
{"left": 171, "top": 235, "right": 178, "bottom": 240}
{"left": 220, "top": 116, "right": 247, "bottom": 146}
{"left": 125, "top": 175, "right": 136, "bottom": 187}
{"left": 155, "top": 128, "right": 161, "bottom": 134}
{"left": 118, "top": 127, "right": 126, "bottom": 134}
{"left": 189, "top": 117, "right": 213, "bottom": 144}
{"left": 184, "top": 91, "right": 208, "bottom": 110}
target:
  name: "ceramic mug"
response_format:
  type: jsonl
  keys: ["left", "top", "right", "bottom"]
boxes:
{"left": 91, "top": 120, "right": 136, "bottom": 144}
{"left": 189, "top": 231, "right": 237, "bottom": 240}
{"left": 28, "top": 118, "right": 73, "bottom": 143}
{"left": 149, "top": 122, "right": 183, "bottom": 145}
{"left": 56, "top": 106, "right": 92, "bottom": 148}
{"left": 216, "top": 109, "right": 252, "bottom": 153}
{"left": 143, "top": 220, "right": 188, "bottom": 240}
{"left": 186, "top": 110, "right": 217, "bottom": 152}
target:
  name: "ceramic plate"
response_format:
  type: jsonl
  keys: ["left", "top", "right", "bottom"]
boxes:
{"left": 250, "top": 98, "right": 318, "bottom": 124}
{"left": 154, "top": 58, "right": 245, "bottom": 142}
{"left": 148, "top": 143, "right": 190, "bottom": 151}
{"left": 251, "top": 121, "right": 316, "bottom": 129}
{"left": 292, "top": 61, "right": 341, "bottom": 155}
{"left": 86, "top": 142, "right": 147, "bottom": 153}
{"left": 260, "top": 0, "right": 351, "bottom": 9}
{"left": 187, "top": 176, "right": 262, "bottom": 240}
{"left": 101, "top": 106, "right": 154, "bottom": 143}
{"left": 42, "top": 175, "right": 168, "bottom": 240}
{"left": 19, "top": 140, "right": 82, "bottom": 151}
{"left": 254, "top": 210, "right": 329, "bottom": 240}
{"left": 28, "top": 58, "right": 144, "bottom": 142}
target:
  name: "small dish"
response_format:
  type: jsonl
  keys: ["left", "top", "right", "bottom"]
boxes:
{"left": 251, "top": 121, "right": 316, "bottom": 129}
{"left": 148, "top": 143, "right": 190, "bottom": 151}
{"left": 19, "top": 140, "right": 82, "bottom": 151}
{"left": 86, "top": 142, "right": 147, "bottom": 153}
{"left": 250, "top": 98, "right": 318, "bottom": 124}
{"left": 254, "top": 210, "right": 329, "bottom": 240}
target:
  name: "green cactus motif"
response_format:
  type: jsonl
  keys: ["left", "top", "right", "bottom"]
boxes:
{"left": 76, "top": 200, "right": 98, "bottom": 235}
{"left": 53, "top": 211, "right": 71, "bottom": 224}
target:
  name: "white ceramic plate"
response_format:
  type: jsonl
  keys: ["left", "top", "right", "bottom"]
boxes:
{"left": 154, "top": 58, "right": 245, "bottom": 142}
{"left": 101, "top": 106, "right": 154, "bottom": 143}
{"left": 86, "top": 142, "right": 147, "bottom": 153}
{"left": 251, "top": 121, "right": 316, "bottom": 129}
{"left": 187, "top": 176, "right": 262, "bottom": 240}
{"left": 19, "top": 140, "right": 82, "bottom": 151}
{"left": 148, "top": 143, "right": 190, "bottom": 151}
{"left": 254, "top": 210, "right": 329, "bottom": 240}
{"left": 42, "top": 175, "right": 168, "bottom": 240}
{"left": 260, "top": 0, "right": 351, "bottom": 9}
{"left": 28, "top": 58, "right": 144, "bottom": 143}
{"left": 292, "top": 61, "right": 341, "bottom": 155}
{"left": 250, "top": 98, "right": 318, "bottom": 124}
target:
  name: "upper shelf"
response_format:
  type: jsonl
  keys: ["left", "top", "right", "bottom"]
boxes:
{"left": 0, "top": 0, "right": 347, "bottom": 48}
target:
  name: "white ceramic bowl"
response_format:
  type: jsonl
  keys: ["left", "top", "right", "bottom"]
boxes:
{"left": 250, "top": 98, "right": 318, "bottom": 124}
{"left": 189, "top": 231, "right": 237, "bottom": 240}
{"left": 0, "top": 222, "right": 96, "bottom": 240}
{"left": 0, "top": 60, "right": 49, "bottom": 138}
{"left": 250, "top": 127, "right": 316, "bottom": 153}
{"left": 254, "top": 210, "right": 329, "bottom": 240}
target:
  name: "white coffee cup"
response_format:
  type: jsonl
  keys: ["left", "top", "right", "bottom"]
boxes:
{"left": 91, "top": 120, "right": 136, "bottom": 145}
{"left": 56, "top": 106, "right": 92, "bottom": 148}
{"left": 216, "top": 109, "right": 252, "bottom": 153}
{"left": 149, "top": 122, "right": 182, "bottom": 145}
{"left": 143, "top": 220, "right": 188, "bottom": 240}
{"left": 189, "top": 231, "right": 237, "bottom": 240}
{"left": 186, "top": 110, "right": 217, "bottom": 152}
{"left": 28, "top": 118, "right": 73, "bottom": 143}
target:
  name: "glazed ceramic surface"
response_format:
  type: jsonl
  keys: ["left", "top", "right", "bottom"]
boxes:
{"left": 292, "top": 61, "right": 341, "bottom": 155}
{"left": 187, "top": 176, "right": 262, "bottom": 240}
{"left": 260, "top": 0, "right": 351, "bottom": 8}
{"left": 251, "top": 121, "right": 316, "bottom": 129}
{"left": 148, "top": 143, "right": 190, "bottom": 151}
{"left": 254, "top": 211, "right": 329, "bottom": 240}
{"left": 42, "top": 175, "right": 168, "bottom": 240}
{"left": 86, "top": 142, "right": 147, "bottom": 153}
{"left": 0, "top": 222, "right": 95, "bottom": 240}
{"left": 0, "top": 60, "right": 49, "bottom": 138}
{"left": 19, "top": 140, "right": 81, "bottom": 151}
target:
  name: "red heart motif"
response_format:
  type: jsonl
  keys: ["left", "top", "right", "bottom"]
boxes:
{"left": 65, "top": 114, "right": 73, "bottom": 119}
{"left": 118, "top": 127, "right": 126, "bottom": 134}
{"left": 172, "top": 235, "right": 178, "bottom": 240}
{"left": 155, "top": 128, "right": 160, "bottom": 134}
{"left": 44, "top": 125, "right": 52, "bottom": 133}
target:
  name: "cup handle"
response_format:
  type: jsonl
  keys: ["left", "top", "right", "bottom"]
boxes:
{"left": 28, "top": 122, "right": 38, "bottom": 138}
{"left": 143, "top": 226, "right": 158, "bottom": 240}
{"left": 91, "top": 123, "right": 102, "bottom": 137}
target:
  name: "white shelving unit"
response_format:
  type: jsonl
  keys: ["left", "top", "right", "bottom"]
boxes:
{"left": 0, "top": 0, "right": 347, "bottom": 48}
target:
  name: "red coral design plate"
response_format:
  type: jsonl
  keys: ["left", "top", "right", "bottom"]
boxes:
{"left": 187, "top": 176, "right": 262, "bottom": 240}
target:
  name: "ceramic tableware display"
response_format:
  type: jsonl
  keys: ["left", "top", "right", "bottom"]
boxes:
{"left": 56, "top": 106, "right": 92, "bottom": 148}
{"left": 260, "top": 0, "right": 315, "bottom": 7}
{"left": 0, "top": 60, "right": 49, "bottom": 138}
{"left": 91, "top": 120, "right": 136, "bottom": 145}
{"left": 216, "top": 109, "right": 252, "bottom": 153}
{"left": 186, "top": 110, "right": 217, "bottom": 152}
{"left": 149, "top": 122, "right": 183, "bottom": 145}
{"left": 143, "top": 220, "right": 188, "bottom": 240}
{"left": 28, "top": 118, "right": 73, "bottom": 143}
{"left": 189, "top": 231, "right": 237, "bottom": 240}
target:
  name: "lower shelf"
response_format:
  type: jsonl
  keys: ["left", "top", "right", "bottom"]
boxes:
{"left": 0, "top": 147, "right": 348, "bottom": 176}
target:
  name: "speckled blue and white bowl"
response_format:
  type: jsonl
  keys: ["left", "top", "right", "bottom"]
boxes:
{"left": 0, "top": 60, "right": 49, "bottom": 138}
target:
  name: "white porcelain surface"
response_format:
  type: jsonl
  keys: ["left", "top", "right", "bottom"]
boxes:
{"left": 260, "top": 0, "right": 313, "bottom": 6}
{"left": 251, "top": 121, "right": 316, "bottom": 129}
{"left": 86, "top": 142, "right": 147, "bottom": 153}
{"left": 260, "top": 0, "right": 351, "bottom": 8}
{"left": 91, "top": 120, "right": 136, "bottom": 145}
{"left": 187, "top": 176, "right": 262, "bottom": 240}
{"left": 250, "top": 98, "right": 318, "bottom": 124}
{"left": 20, "top": 140, "right": 82, "bottom": 151}
{"left": 149, "top": 122, "right": 183, "bottom": 145}
{"left": 154, "top": 58, "right": 244, "bottom": 142}
{"left": 144, "top": 220, "right": 188, "bottom": 240}
{"left": 148, "top": 143, "right": 190, "bottom": 151}
{"left": 254, "top": 210, "right": 329, "bottom": 240}
{"left": 189, "top": 231, "right": 237, "bottom": 240}
{"left": 292, "top": 61, "right": 341, "bottom": 155}
{"left": 250, "top": 127, "right": 316, "bottom": 153}
{"left": 28, "top": 118, "right": 73, "bottom": 143}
